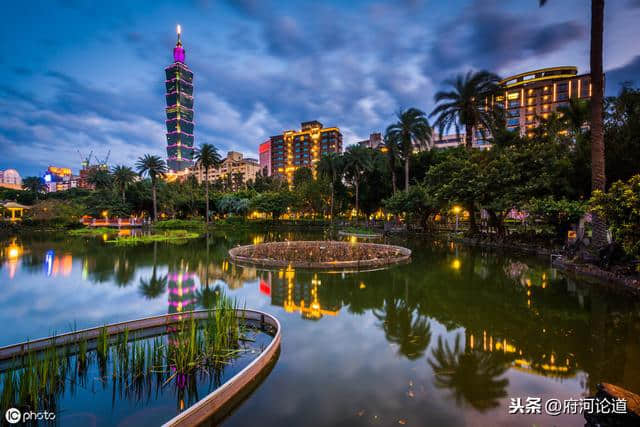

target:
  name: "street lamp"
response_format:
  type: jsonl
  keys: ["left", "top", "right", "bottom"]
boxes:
{"left": 452, "top": 205, "right": 462, "bottom": 231}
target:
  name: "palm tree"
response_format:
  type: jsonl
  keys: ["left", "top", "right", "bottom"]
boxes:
{"left": 430, "top": 70, "right": 501, "bottom": 150}
{"left": 317, "top": 153, "right": 344, "bottom": 227}
{"left": 386, "top": 108, "right": 432, "bottom": 192}
{"left": 539, "top": 0, "right": 607, "bottom": 246}
{"left": 382, "top": 132, "right": 401, "bottom": 194}
{"left": 194, "top": 144, "right": 222, "bottom": 225}
{"left": 111, "top": 165, "right": 137, "bottom": 203}
{"left": 343, "top": 145, "right": 373, "bottom": 223}
{"left": 22, "top": 176, "right": 45, "bottom": 199}
{"left": 135, "top": 154, "right": 167, "bottom": 222}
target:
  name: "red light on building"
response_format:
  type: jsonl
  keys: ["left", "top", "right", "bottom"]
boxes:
{"left": 259, "top": 279, "right": 271, "bottom": 296}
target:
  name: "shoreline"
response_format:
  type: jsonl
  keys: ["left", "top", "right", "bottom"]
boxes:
{"left": 452, "top": 235, "right": 640, "bottom": 296}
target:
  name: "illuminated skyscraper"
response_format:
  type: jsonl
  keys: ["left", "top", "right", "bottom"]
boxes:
{"left": 165, "top": 25, "right": 195, "bottom": 172}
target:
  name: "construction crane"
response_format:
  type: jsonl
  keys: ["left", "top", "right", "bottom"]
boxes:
{"left": 77, "top": 150, "right": 93, "bottom": 170}
{"left": 96, "top": 150, "right": 111, "bottom": 170}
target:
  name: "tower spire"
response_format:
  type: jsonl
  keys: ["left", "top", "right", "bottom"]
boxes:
{"left": 173, "top": 24, "right": 185, "bottom": 63}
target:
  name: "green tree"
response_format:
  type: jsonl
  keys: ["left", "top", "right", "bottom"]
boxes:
{"left": 382, "top": 132, "right": 401, "bottom": 194}
{"left": 430, "top": 70, "right": 501, "bottom": 150}
{"left": 386, "top": 108, "right": 432, "bottom": 191}
{"left": 87, "top": 168, "right": 113, "bottom": 190}
{"left": 111, "top": 165, "right": 137, "bottom": 203}
{"left": 22, "top": 176, "right": 45, "bottom": 199}
{"left": 194, "top": 144, "right": 222, "bottom": 225}
{"left": 250, "top": 190, "right": 295, "bottom": 219}
{"left": 135, "top": 154, "right": 168, "bottom": 222}
{"left": 383, "top": 184, "right": 437, "bottom": 230}
{"left": 590, "top": 175, "right": 640, "bottom": 267}
{"left": 343, "top": 145, "right": 373, "bottom": 223}
{"left": 317, "top": 153, "right": 343, "bottom": 226}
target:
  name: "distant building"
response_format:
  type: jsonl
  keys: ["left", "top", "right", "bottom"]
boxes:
{"left": 165, "top": 25, "right": 195, "bottom": 172}
{"left": 431, "top": 132, "right": 491, "bottom": 149}
{"left": 0, "top": 169, "right": 22, "bottom": 190}
{"left": 192, "top": 151, "right": 261, "bottom": 190}
{"left": 259, "top": 140, "right": 271, "bottom": 177}
{"left": 270, "top": 121, "right": 342, "bottom": 182}
{"left": 357, "top": 132, "right": 383, "bottom": 150}
{"left": 43, "top": 166, "right": 78, "bottom": 193}
{"left": 496, "top": 66, "right": 596, "bottom": 137}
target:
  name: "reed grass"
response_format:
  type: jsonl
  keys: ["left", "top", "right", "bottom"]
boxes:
{"left": 0, "top": 294, "right": 262, "bottom": 412}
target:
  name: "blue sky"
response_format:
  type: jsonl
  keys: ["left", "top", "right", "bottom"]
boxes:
{"left": 1, "top": 0, "right": 640, "bottom": 176}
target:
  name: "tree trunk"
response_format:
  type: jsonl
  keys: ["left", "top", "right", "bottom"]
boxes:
{"left": 465, "top": 124, "right": 473, "bottom": 150}
{"left": 330, "top": 181, "right": 335, "bottom": 228}
{"left": 404, "top": 158, "right": 410, "bottom": 192}
{"left": 205, "top": 166, "right": 210, "bottom": 225}
{"left": 355, "top": 181, "right": 359, "bottom": 225}
{"left": 152, "top": 182, "right": 158, "bottom": 222}
{"left": 468, "top": 203, "right": 478, "bottom": 235}
{"left": 590, "top": 0, "right": 608, "bottom": 248}
{"left": 391, "top": 169, "right": 397, "bottom": 194}
{"left": 122, "top": 188, "right": 126, "bottom": 204}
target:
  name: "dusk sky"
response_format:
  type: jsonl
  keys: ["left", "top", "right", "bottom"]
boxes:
{"left": 2, "top": 0, "right": 640, "bottom": 176}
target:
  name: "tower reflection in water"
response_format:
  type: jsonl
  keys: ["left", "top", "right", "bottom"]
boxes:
{"left": 261, "top": 267, "right": 340, "bottom": 320}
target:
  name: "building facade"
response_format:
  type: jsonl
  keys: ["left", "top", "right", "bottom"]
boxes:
{"left": 270, "top": 121, "right": 342, "bottom": 182}
{"left": 165, "top": 26, "right": 195, "bottom": 172}
{"left": 0, "top": 169, "right": 22, "bottom": 190}
{"left": 43, "top": 166, "right": 79, "bottom": 193}
{"left": 192, "top": 151, "right": 261, "bottom": 190}
{"left": 259, "top": 140, "right": 271, "bottom": 177}
{"left": 356, "top": 132, "right": 383, "bottom": 150}
{"left": 496, "top": 66, "right": 593, "bottom": 137}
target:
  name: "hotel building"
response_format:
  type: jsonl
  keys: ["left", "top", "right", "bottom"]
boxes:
{"left": 259, "top": 140, "right": 271, "bottom": 177}
{"left": 165, "top": 26, "right": 195, "bottom": 172}
{"left": 192, "top": 151, "right": 261, "bottom": 190}
{"left": 270, "top": 121, "right": 342, "bottom": 182}
{"left": 496, "top": 66, "right": 594, "bottom": 137}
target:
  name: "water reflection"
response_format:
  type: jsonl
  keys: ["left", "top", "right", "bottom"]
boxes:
{"left": 428, "top": 334, "right": 509, "bottom": 412}
{"left": 2, "top": 232, "right": 640, "bottom": 426}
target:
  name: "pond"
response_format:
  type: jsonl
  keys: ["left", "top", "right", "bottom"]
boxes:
{"left": 1, "top": 229, "right": 639, "bottom": 426}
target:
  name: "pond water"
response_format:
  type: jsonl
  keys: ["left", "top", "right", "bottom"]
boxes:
{"left": 1, "top": 230, "right": 639, "bottom": 426}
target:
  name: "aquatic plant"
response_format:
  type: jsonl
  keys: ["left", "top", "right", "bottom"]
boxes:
{"left": 0, "top": 295, "right": 265, "bottom": 413}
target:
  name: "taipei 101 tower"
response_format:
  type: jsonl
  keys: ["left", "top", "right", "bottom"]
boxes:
{"left": 165, "top": 25, "right": 194, "bottom": 172}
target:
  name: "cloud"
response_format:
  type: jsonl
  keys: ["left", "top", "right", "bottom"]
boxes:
{"left": 428, "top": 1, "right": 586, "bottom": 81}
{"left": 605, "top": 55, "right": 640, "bottom": 94}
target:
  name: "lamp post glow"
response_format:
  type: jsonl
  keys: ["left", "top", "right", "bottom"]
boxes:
{"left": 452, "top": 205, "right": 462, "bottom": 232}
